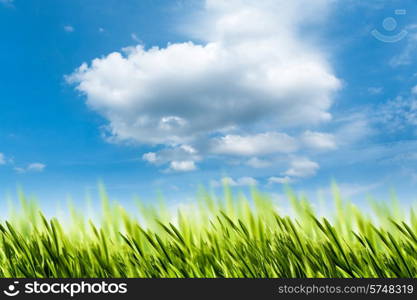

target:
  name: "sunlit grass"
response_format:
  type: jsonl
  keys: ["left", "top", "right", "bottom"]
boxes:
{"left": 0, "top": 183, "right": 416, "bottom": 278}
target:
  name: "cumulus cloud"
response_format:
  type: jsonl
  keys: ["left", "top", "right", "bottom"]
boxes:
{"left": 143, "top": 145, "right": 201, "bottom": 172}
{"left": 284, "top": 157, "right": 319, "bottom": 178}
{"left": 14, "top": 163, "right": 46, "bottom": 174}
{"left": 169, "top": 161, "right": 197, "bottom": 172}
{"left": 68, "top": 0, "right": 340, "bottom": 174}
{"left": 0, "top": 153, "right": 6, "bottom": 165}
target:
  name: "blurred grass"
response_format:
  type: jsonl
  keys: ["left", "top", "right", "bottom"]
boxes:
{"left": 0, "top": 183, "right": 416, "bottom": 278}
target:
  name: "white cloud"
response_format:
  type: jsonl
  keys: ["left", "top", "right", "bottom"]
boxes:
{"left": 301, "top": 130, "right": 337, "bottom": 151}
{"left": 143, "top": 152, "right": 158, "bottom": 163}
{"left": 64, "top": 25, "right": 74, "bottom": 33}
{"left": 0, "top": 153, "right": 6, "bottom": 165}
{"left": 211, "top": 132, "right": 298, "bottom": 156}
{"left": 268, "top": 176, "right": 292, "bottom": 184}
{"left": 169, "top": 161, "right": 196, "bottom": 172}
{"left": 284, "top": 157, "right": 319, "bottom": 178}
{"left": 143, "top": 144, "right": 201, "bottom": 167}
{"left": 28, "top": 163, "right": 46, "bottom": 172}
{"left": 68, "top": 0, "right": 340, "bottom": 150}
{"left": 412, "top": 85, "right": 417, "bottom": 95}
{"left": 15, "top": 163, "right": 46, "bottom": 174}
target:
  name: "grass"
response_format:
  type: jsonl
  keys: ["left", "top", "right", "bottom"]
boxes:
{"left": 0, "top": 183, "right": 416, "bottom": 278}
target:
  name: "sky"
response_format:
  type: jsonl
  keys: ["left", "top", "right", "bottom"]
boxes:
{"left": 1, "top": 0, "right": 417, "bottom": 211}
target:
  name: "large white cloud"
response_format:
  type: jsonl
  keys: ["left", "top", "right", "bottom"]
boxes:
{"left": 68, "top": 0, "right": 340, "bottom": 173}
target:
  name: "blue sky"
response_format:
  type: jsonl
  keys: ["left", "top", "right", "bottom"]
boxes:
{"left": 1, "top": 0, "right": 417, "bottom": 210}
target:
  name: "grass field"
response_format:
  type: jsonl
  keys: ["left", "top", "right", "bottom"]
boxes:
{"left": 0, "top": 184, "right": 416, "bottom": 278}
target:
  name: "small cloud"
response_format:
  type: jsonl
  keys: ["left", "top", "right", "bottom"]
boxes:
{"left": 169, "top": 160, "right": 196, "bottom": 172}
{"left": 412, "top": 85, "right": 417, "bottom": 95}
{"left": 64, "top": 25, "right": 74, "bottom": 33}
{"left": 0, "top": 153, "right": 6, "bottom": 165}
{"left": 368, "top": 87, "right": 383, "bottom": 95}
{"left": 284, "top": 157, "right": 319, "bottom": 178}
{"left": 27, "top": 163, "right": 46, "bottom": 172}
{"left": 142, "top": 145, "right": 201, "bottom": 172}
{"left": 98, "top": 27, "right": 105, "bottom": 33}
{"left": 14, "top": 163, "right": 46, "bottom": 174}
{"left": 268, "top": 176, "right": 292, "bottom": 185}
{"left": 143, "top": 152, "right": 158, "bottom": 163}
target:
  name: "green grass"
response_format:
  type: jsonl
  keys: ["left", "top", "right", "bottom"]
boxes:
{"left": 1, "top": 184, "right": 417, "bottom": 278}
